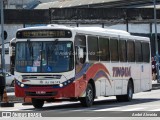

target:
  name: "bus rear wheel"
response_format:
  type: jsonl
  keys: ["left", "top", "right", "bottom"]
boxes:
{"left": 80, "top": 83, "right": 94, "bottom": 107}
{"left": 116, "top": 81, "right": 133, "bottom": 102}
{"left": 32, "top": 98, "right": 44, "bottom": 108}
{"left": 126, "top": 81, "right": 133, "bottom": 101}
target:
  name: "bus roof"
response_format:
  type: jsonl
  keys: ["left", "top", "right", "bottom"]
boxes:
{"left": 18, "top": 24, "right": 130, "bottom": 36}
{"left": 74, "top": 27, "right": 131, "bottom": 36}
{"left": 17, "top": 24, "right": 149, "bottom": 41}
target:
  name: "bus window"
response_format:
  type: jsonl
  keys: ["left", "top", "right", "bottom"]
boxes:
{"left": 110, "top": 38, "right": 118, "bottom": 61}
{"left": 135, "top": 41, "right": 142, "bottom": 62}
{"left": 99, "top": 37, "right": 110, "bottom": 61}
{"left": 75, "top": 35, "right": 86, "bottom": 73}
{"left": 142, "top": 42, "right": 150, "bottom": 63}
{"left": 127, "top": 40, "right": 135, "bottom": 62}
{"left": 75, "top": 35, "right": 86, "bottom": 64}
{"left": 119, "top": 39, "right": 127, "bottom": 62}
{"left": 75, "top": 35, "right": 86, "bottom": 47}
{"left": 16, "top": 41, "right": 74, "bottom": 73}
{"left": 88, "top": 36, "right": 98, "bottom": 61}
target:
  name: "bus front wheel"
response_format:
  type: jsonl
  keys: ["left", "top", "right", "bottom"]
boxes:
{"left": 80, "top": 83, "right": 94, "bottom": 107}
{"left": 32, "top": 98, "right": 44, "bottom": 108}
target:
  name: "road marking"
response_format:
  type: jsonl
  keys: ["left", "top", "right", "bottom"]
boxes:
{"left": 121, "top": 107, "right": 145, "bottom": 111}
{"left": 84, "top": 117, "right": 104, "bottom": 120}
{"left": 149, "top": 108, "right": 160, "bottom": 111}
{"left": 94, "top": 107, "right": 121, "bottom": 111}
{"left": 1, "top": 109, "right": 19, "bottom": 111}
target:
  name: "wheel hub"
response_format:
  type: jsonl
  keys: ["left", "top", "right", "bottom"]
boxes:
{"left": 87, "top": 89, "right": 93, "bottom": 101}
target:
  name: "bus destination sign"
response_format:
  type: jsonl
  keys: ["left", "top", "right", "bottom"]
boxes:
{"left": 16, "top": 30, "right": 72, "bottom": 38}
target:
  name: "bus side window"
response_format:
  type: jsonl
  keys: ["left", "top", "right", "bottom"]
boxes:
{"left": 88, "top": 36, "right": 99, "bottom": 61}
{"left": 127, "top": 40, "right": 135, "bottom": 62}
{"left": 142, "top": 42, "right": 150, "bottom": 63}
{"left": 119, "top": 39, "right": 127, "bottom": 62}
{"left": 99, "top": 37, "right": 110, "bottom": 61}
{"left": 75, "top": 35, "right": 86, "bottom": 73}
{"left": 135, "top": 41, "right": 142, "bottom": 62}
{"left": 110, "top": 38, "right": 119, "bottom": 61}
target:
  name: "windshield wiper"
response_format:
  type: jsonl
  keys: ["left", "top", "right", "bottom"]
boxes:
{"left": 27, "top": 39, "right": 33, "bottom": 59}
{"left": 48, "top": 39, "right": 59, "bottom": 58}
{"left": 54, "top": 39, "right": 59, "bottom": 45}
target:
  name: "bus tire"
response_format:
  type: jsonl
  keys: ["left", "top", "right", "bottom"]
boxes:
{"left": 32, "top": 98, "right": 44, "bottom": 108}
{"left": 80, "top": 83, "right": 94, "bottom": 107}
{"left": 125, "top": 80, "right": 133, "bottom": 101}
{"left": 116, "top": 81, "right": 133, "bottom": 102}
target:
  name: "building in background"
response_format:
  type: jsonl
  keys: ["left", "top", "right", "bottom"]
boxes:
{"left": 1, "top": 0, "right": 160, "bottom": 72}
{"left": 0, "top": 0, "right": 57, "bottom": 71}
{"left": 2, "top": 0, "right": 58, "bottom": 9}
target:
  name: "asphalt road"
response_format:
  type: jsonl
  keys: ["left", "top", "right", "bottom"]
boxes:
{"left": 1, "top": 89, "right": 160, "bottom": 119}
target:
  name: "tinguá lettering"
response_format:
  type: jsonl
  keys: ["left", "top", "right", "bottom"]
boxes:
{"left": 113, "top": 67, "right": 131, "bottom": 77}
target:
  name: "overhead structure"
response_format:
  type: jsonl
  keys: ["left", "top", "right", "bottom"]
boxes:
{"left": 34, "top": 0, "right": 160, "bottom": 9}
{"left": 1, "top": 8, "right": 160, "bottom": 24}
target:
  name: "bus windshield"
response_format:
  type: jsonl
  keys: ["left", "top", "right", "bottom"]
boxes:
{"left": 15, "top": 41, "right": 74, "bottom": 73}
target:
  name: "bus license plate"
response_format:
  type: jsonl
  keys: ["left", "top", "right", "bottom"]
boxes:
{"left": 40, "top": 80, "right": 61, "bottom": 84}
{"left": 36, "top": 91, "right": 46, "bottom": 94}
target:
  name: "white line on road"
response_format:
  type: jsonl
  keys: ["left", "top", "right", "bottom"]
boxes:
{"left": 84, "top": 117, "right": 104, "bottom": 120}
{"left": 149, "top": 108, "right": 160, "bottom": 111}
{"left": 121, "top": 107, "right": 145, "bottom": 111}
{"left": 1, "top": 109, "right": 19, "bottom": 111}
{"left": 94, "top": 107, "right": 121, "bottom": 111}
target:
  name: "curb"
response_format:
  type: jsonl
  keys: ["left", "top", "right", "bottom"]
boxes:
{"left": 8, "top": 95, "right": 23, "bottom": 103}
{"left": 152, "top": 84, "right": 160, "bottom": 90}
{"left": 6, "top": 87, "right": 14, "bottom": 93}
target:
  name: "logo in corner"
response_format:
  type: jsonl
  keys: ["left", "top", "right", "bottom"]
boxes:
{"left": 2, "top": 112, "right": 12, "bottom": 118}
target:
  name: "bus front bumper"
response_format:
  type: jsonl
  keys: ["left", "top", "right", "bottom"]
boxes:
{"left": 15, "top": 80, "right": 87, "bottom": 99}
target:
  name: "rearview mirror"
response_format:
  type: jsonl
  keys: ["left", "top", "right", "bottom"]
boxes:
{"left": 78, "top": 47, "right": 84, "bottom": 59}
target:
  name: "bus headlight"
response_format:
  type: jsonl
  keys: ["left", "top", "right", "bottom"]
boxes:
{"left": 59, "top": 84, "right": 63, "bottom": 87}
{"left": 21, "top": 84, "right": 24, "bottom": 87}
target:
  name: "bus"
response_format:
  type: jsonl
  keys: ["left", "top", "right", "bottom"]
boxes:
{"left": 14, "top": 24, "right": 152, "bottom": 108}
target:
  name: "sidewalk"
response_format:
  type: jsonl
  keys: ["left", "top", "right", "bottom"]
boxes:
{"left": 2, "top": 81, "right": 160, "bottom": 103}
{"left": 152, "top": 80, "right": 160, "bottom": 90}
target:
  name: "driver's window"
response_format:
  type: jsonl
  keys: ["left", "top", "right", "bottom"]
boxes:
{"left": 75, "top": 35, "right": 86, "bottom": 73}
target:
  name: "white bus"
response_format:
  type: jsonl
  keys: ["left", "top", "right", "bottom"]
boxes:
{"left": 14, "top": 24, "right": 152, "bottom": 108}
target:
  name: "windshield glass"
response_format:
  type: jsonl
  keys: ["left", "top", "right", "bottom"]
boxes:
{"left": 15, "top": 41, "right": 74, "bottom": 73}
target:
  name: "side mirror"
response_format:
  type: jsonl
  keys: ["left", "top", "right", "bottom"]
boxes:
{"left": 78, "top": 47, "right": 84, "bottom": 59}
